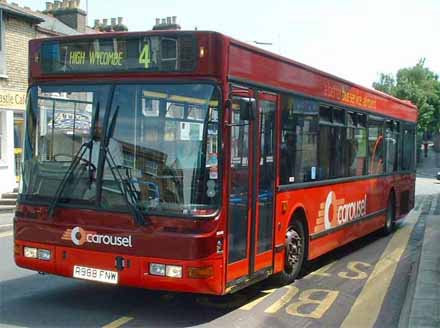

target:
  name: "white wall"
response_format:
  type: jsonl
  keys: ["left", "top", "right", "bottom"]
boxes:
{"left": 0, "top": 110, "right": 17, "bottom": 193}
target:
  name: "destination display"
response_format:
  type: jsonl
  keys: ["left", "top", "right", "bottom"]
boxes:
{"left": 40, "top": 34, "right": 197, "bottom": 74}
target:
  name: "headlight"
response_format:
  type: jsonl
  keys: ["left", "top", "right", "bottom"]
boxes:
{"left": 149, "top": 263, "right": 166, "bottom": 276}
{"left": 24, "top": 247, "right": 37, "bottom": 259}
{"left": 37, "top": 249, "right": 51, "bottom": 261}
{"left": 166, "top": 265, "right": 182, "bottom": 278}
{"left": 149, "top": 263, "right": 182, "bottom": 278}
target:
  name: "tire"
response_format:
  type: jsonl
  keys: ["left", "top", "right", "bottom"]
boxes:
{"left": 382, "top": 196, "right": 396, "bottom": 235}
{"left": 272, "top": 220, "right": 306, "bottom": 285}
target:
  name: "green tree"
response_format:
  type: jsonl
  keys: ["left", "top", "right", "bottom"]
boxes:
{"left": 373, "top": 59, "right": 440, "bottom": 133}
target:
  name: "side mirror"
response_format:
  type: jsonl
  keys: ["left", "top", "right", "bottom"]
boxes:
{"left": 239, "top": 98, "right": 256, "bottom": 121}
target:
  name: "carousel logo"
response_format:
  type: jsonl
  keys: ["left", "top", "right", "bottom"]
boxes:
{"left": 62, "top": 227, "right": 133, "bottom": 248}
{"left": 320, "top": 192, "right": 367, "bottom": 229}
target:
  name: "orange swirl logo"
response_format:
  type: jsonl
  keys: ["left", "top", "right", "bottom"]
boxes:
{"left": 61, "top": 227, "right": 133, "bottom": 248}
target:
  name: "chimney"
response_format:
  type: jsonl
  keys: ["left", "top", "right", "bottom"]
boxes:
{"left": 153, "top": 16, "right": 181, "bottom": 31}
{"left": 47, "top": 0, "right": 87, "bottom": 33}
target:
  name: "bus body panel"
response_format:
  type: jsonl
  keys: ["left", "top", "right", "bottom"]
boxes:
{"left": 274, "top": 173, "right": 415, "bottom": 264}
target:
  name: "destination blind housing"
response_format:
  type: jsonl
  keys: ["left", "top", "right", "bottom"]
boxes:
{"left": 40, "top": 34, "right": 197, "bottom": 74}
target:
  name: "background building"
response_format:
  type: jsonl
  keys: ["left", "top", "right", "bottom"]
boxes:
{"left": 0, "top": 0, "right": 125, "bottom": 195}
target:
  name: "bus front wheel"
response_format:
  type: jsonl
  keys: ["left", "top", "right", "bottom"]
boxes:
{"left": 273, "top": 220, "right": 306, "bottom": 285}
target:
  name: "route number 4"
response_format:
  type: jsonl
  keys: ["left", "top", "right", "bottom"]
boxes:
{"left": 139, "top": 44, "right": 151, "bottom": 68}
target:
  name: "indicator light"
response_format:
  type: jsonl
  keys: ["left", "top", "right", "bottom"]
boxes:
{"left": 188, "top": 266, "right": 214, "bottom": 279}
{"left": 199, "top": 46, "right": 206, "bottom": 58}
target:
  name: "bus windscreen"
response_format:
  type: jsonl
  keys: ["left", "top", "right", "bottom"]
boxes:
{"left": 40, "top": 34, "right": 197, "bottom": 74}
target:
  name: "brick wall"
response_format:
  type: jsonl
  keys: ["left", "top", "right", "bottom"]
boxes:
{"left": 0, "top": 16, "right": 53, "bottom": 92}
{"left": 0, "top": 17, "right": 36, "bottom": 92}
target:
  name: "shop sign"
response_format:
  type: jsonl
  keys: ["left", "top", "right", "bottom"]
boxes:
{"left": 0, "top": 90, "right": 26, "bottom": 110}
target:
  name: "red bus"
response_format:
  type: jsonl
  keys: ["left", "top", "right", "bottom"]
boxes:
{"left": 15, "top": 31, "right": 417, "bottom": 295}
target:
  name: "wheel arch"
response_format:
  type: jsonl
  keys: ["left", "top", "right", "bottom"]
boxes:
{"left": 287, "top": 206, "right": 310, "bottom": 261}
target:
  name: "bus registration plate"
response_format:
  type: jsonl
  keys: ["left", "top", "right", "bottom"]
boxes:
{"left": 73, "top": 265, "right": 118, "bottom": 284}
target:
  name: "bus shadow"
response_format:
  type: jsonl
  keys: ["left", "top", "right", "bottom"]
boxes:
{"left": 301, "top": 228, "right": 387, "bottom": 278}
{"left": 0, "top": 224, "right": 404, "bottom": 327}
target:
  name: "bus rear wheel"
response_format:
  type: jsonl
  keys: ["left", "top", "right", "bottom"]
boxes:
{"left": 382, "top": 197, "right": 396, "bottom": 235}
{"left": 273, "top": 220, "right": 306, "bottom": 285}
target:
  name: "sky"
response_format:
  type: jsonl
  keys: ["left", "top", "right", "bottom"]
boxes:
{"left": 13, "top": 0, "right": 440, "bottom": 88}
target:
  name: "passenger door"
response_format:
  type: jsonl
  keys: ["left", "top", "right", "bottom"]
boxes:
{"left": 226, "top": 87, "right": 277, "bottom": 285}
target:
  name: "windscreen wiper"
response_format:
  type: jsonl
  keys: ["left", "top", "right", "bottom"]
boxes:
{"left": 103, "top": 146, "right": 148, "bottom": 226}
{"left": 47, "top": 140, "right": 94, "bottom": 218}
{"left": 48, "top": 101, "right": 101, "bottom": 219}
{"left": 103, "top": 105, "right": 149, "bottom": 226}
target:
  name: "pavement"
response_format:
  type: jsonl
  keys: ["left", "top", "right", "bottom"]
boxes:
{"left": 399, "top": 147, "right": 440, "bottom": 328}
{"left": 0, "top": 213, "right": 13, "bottom": 233}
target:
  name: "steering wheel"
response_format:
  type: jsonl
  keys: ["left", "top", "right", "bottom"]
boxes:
{"left": 53, "top": 153, "right": 97, "bottom": 171}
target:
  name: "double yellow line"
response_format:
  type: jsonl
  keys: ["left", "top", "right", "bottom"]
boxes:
{"left": 102, "top": 317, "right": 134, "bottom": 328}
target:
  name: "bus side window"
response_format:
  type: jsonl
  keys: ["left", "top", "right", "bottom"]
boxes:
{"left": 368, "top": 117, "right": 385, "bottom": 175}
{"left": 280, "top": 94, "right": 318, "bottom": 184}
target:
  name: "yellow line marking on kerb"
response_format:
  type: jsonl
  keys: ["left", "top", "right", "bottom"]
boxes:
{"left": 102, "top": 316, "right": 134, "bottom": 328}
{"left": 341, "top": 210, "right": 420, "bottom": 328}
{"left": 0, "top": 231, "right": 13, "bottom": 238}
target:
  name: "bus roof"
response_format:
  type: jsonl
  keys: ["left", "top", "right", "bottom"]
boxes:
{"left": 226, "top": 35, "right": 417, "bottom": 111}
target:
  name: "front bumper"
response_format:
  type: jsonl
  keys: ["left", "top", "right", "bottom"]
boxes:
{"left": 14, "top": 239, "right": 224, "bottom": 295}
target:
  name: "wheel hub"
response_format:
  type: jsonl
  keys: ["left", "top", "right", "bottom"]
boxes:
{"left": 286, "top": 228, "right": 302, "bottom": 270}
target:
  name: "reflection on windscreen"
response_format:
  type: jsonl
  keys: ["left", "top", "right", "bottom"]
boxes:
{"left": 39, "top": 93, "right": 92, "bottom": 161}
{"left": 101, "top": 84, "right": 220, "bottom": 216}
{"left": 22, "top": 85, "right": 110, "bottom": 204}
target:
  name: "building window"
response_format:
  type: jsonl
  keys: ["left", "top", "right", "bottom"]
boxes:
{"left": 0, "top": 111, "right": 6, "bottom": 163}
{"left": 0, "top": 10, "right": 6, "bottom": 76}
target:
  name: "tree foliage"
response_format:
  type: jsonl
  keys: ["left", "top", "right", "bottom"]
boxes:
{"left": 373, "top": 59, "right": 440, "bottom": 132}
